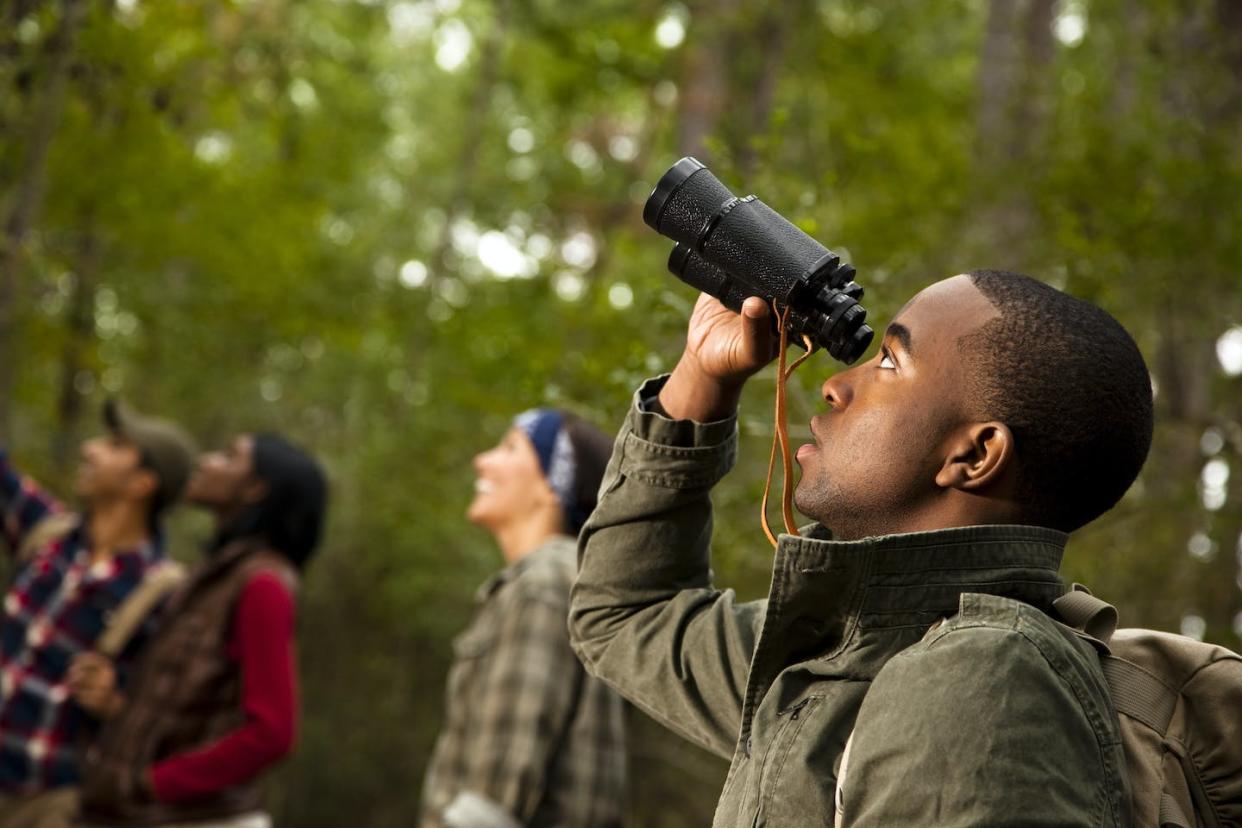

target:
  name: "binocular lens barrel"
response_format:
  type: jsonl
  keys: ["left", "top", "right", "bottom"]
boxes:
{"left": 646, "top": 158, "right": 874, "bottom": 364}
{"left": 643, "top": 157, "right": 713, "bottom": 233}
{"left": 668, "top": 244, "right": 751, "bottom": 314}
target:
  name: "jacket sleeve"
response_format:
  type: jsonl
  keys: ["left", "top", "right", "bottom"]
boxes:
{"left": 569, "top": 376, "right": 766, "bottom": 760}
{"left": 0, "top": 448, "right": 63, "bottom": 555}
{"left": 447, "top": 584, "right": 584, "bottom": 827}
{"left": 841, "top": 624, "right": 1117, "bottom": 827}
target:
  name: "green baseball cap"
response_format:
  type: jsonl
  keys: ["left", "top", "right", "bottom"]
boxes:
{"left": 103, "top": 399, "right": 197, "bottom": 513}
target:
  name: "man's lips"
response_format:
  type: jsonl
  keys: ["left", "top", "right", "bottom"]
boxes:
{"left": 797, "top": 417, "right": 828, "bottom": 464}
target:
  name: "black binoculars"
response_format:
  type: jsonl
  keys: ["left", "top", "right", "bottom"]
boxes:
{"left": 643, "top": 157, "right": 874, "bottom": 364}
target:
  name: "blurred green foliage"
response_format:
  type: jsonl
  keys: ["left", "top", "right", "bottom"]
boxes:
{"left": 2, "top": 0, "right": 1241, "bottom": 824}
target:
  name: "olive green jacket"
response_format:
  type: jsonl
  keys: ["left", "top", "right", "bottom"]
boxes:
{"left": 569, "top": 377, "right": 1128, "bottom": 827}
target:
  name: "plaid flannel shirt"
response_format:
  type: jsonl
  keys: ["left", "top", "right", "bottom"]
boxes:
{"left": 421, "top": 536, "right": 627, "bottom": 828}
{"left": 0, "top": 449, "right": 164, "bottom": 794}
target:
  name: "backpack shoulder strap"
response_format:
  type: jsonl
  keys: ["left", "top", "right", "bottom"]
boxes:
{"left": 15, "top": 511, "right": 79, "bottom": 564}
{"left": 1053, "top": 583, "right": 1119, "bottom": 644}
{"left": 95, "top": 561, "right": 187, "bottom": 658}
{"left": 1099, "top": 656, "right": 1179, "bottom": 734}
{"left": 1054, "top": 585, "right": 1180, "bottom": 732}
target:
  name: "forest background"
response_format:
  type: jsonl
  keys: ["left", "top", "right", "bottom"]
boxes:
{"left": 2, "top": 0, "right": 1241, "bottom": 824}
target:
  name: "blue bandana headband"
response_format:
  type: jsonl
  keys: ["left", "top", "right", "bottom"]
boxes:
{"left": 513, "top": 409, "right": 586, "bottom": 532}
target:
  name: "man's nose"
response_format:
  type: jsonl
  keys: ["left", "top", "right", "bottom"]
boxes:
{"left": 821, "top": 370, "right": 854, "bottom": 410}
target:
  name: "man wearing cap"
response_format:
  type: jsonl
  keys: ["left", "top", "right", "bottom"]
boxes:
{"left": 0, "top": 400, "right": 195, "bottom": 828}
{"left": 420, "top": 409, "right": 627, "bottom": 828}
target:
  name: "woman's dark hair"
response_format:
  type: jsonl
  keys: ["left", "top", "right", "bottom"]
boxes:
{"left": 559, "top": 412, "right": 615, "bottom": 534}
{"left": 216, "top": 433, "right": 328, "bottom": 569}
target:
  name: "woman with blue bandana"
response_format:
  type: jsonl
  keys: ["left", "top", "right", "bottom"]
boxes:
{"left": 420, "top": 410, "right": 628, "bottom": 828}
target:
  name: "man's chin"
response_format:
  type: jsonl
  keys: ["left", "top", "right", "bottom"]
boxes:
{"left": 791, "top": 486, "right": 824, "bottom": 527}
{"left": 789, "top": 491, "right": 819, "bottom": 523}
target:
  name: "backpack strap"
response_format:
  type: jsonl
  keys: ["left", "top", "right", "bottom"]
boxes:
{"left": 1159, "top": 794, "right": 1191, "bottom": 828}
{"left": 15, "top": 514, "right": 184, "bottom": 658}
{"left": 1053, "top": 584, "right": 1233, "bottom": 828}
{"left": 1100, "top": 657, "right": 1178, "bottom": 734}
{"left": 1159, "top": 744, "right": 1196, "bottom": 828}
{"left": 1053, "top": 583, "right": 1119, "bottom": 644}
{"left": 15, "top": 512, "right": 79, "bottom": 564}
{"left": 94, "top": 561, "right": 187, "bottom": 658}
{"left": 1055, "top": 586, "right": 1181, "bottom": 733}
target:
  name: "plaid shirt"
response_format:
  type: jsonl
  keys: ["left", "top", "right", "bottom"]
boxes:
{"left": 0, "top": 449, "right": 164, "bottom": 794}
{"left": 421, "top": 536, "right": 627, "bottom": 828}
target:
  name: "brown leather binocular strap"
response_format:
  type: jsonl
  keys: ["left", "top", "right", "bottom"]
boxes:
{"left": 761, "top": 301, "right": 816, "bottom": 548}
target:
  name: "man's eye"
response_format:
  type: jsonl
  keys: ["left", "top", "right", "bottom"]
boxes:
{"left": 879, "top": 350, "right": 896, "bottom": 369}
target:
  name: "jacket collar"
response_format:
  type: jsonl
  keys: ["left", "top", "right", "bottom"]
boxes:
{"left": 775, "top": 522, "right": 1066, "bottom": 618}
{"left": 188, "top": 537, "right": 276, "bottom": 593}
{"left": 740, "top": 524, "right": 1068, "bottom": 733}
{"left": 475, "top": 534, "right": 576, "bottom": 603}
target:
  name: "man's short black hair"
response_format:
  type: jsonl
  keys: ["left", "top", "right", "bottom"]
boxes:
{"left": 959, "top": 270, "right": 1154, "bottom": 532}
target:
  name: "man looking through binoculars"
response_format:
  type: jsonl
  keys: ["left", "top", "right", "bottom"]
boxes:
{"left": 569, "top": 271, "right": 1153, "bottom": 826}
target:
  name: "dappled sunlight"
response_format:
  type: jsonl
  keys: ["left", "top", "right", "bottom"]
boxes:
{"left": 654, "top": 7, "right": 687, "bottom": 49}
{"left": 433, "top": 18, "right": 472, "bottom": 72}
{"left": 1, "top": 1, "right": 1239, "bottom": 824}
{"left": 1218, "top": 326, "right": 1242, "bottom": 376}
{"left": 1053, "top": 0, "right": 1087, "bottom": 47}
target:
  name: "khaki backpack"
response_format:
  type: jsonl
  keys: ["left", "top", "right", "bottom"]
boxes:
{"left": 1054, "top": 585, "right": 1242, "bottom": 828}
{"left": 15, "top": 513, "right": 186, "bottom": 657}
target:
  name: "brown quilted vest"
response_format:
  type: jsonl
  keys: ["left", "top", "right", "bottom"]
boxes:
{"left": 79, "top": 539, "right": 298, "bottom": 826}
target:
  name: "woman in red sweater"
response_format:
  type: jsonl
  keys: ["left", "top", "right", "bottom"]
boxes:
{"left": 69, "top": 433, "right": 327, "bottom": 828}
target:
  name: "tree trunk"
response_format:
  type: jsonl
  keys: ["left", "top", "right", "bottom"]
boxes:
{"left": 429, "top": 0, "right": 511, "bottom": 283}
{"left": 0, "top": 0, "right": 87, "bottom": 442}
{"left": 1213, "top": 0, "right": 1242, "bottom": 117}
{"left": 676, "top": 0, "right": 737, "bottom": 161}
{"left": 51, "top": 224, "right": 99, "bottom": 472}
{"left": 972, "top": 0, "right": 1055, "bottom": 260}
{"left": 735, "top": 6, "right": 790, "bottom": 179}
{"left": 976, "top": 0, "right": 1022, "bottom": 170}
{"left": 1012, "top": 0, "right": 1054, "bottom": 161}
{"left": 1109, "top": 0, "right": 1144, "bottom": 120}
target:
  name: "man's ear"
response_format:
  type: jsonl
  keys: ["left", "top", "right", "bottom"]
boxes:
{"left": 128, "top": 467, "right": 160, "bottom": 503}
{"left": 934, "top": 421, "right": 1015, "bottom": 492}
